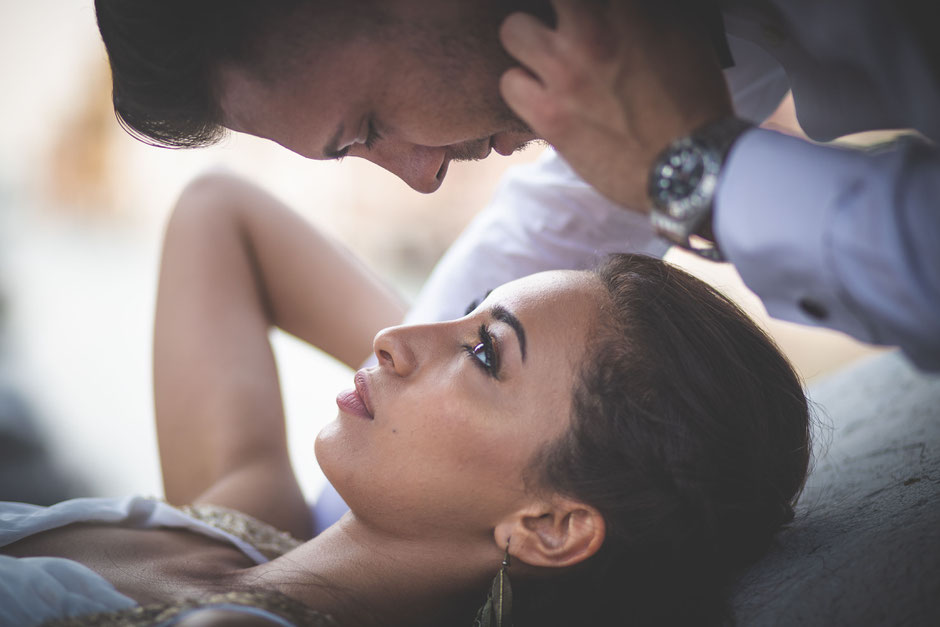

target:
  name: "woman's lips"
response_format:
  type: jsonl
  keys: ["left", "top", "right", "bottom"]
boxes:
{"left": 336, "top": 371, "right": 374, "bottom": 420}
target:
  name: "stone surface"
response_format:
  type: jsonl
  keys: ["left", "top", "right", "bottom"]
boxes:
{"left": 732, "top": 351, "right": 940, "bottom": 626}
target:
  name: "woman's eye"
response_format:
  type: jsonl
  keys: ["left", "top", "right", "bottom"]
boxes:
{"left": 464, "top": 324, "right": 499, "bottom": 378}
{"left": 471, "top": 342, "right": 491, "bottom": 368}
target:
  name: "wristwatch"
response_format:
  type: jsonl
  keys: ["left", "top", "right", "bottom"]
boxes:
{"left": 647, "top": 116, "right": 753, "bottom": 261}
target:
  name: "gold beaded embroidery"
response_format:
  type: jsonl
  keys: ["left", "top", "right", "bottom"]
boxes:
{"left": 178, "top": 502, "right": 304, "bottom": 561}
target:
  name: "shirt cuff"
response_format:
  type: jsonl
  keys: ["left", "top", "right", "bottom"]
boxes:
{"left": 714, "top": 129, "right": 874, "bottom": 340}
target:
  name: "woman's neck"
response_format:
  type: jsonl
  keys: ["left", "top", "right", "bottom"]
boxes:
{"left": 242, "top": 514, "right": 496, "bottom": 627}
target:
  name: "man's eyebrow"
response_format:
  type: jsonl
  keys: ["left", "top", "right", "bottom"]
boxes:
{"left": 492, "top": 305, "right": 527, "bottom": 362}
{"left": 322, "top": 122, "right": 345, "bottom": 159}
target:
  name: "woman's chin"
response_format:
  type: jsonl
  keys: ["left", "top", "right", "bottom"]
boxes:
{"left": 313, "top": 421, "right": 341, "bottom": 482}
{"left": 314, "top": 419, "right": 367, "bottom": 500}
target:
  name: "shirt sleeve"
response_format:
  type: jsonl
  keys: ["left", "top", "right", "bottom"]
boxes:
{"left": 402, "top": 149, "right": 670, "bottom": 326}
{"left": 715, "top": 128, "right": 940, "bottom": 371}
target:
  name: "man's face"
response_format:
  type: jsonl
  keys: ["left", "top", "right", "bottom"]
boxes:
{"left": 219, "top": 1, "right": 543, "bottom": 193}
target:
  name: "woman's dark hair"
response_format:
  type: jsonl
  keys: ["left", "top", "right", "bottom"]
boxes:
{"left": 94, "top": 0, "right": 313, "bottom": 148}
{"left": 517, "top": 254, "right": 811, "bottom": 626}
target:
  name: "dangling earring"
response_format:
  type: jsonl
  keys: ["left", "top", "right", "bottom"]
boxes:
{"left": 474, "top": 540, "right": 513, "bottom": 627}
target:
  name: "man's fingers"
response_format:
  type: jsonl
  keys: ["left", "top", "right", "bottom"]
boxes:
{"left": 499, "top": 67, "right": 544, "bottom": 119}
{"left": 500, "top": 67, "right": 568, "bottom": 140}
{"left": 499, "top": 11, "right": 562, "bottom": 82}
{"left": 550, "top": 0, "right": 608, "bottom": 43}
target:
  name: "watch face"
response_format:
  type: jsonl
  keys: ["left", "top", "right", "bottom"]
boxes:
{"left": 651, "top": 138, "right": 720, "bottom": 219}
{"left": 665, "top": 146, "right": 705, "bottom": 198}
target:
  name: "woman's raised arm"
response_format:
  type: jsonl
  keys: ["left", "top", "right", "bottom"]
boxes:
{"left": 153, "top": 173, "right": 405, "bottom": 538}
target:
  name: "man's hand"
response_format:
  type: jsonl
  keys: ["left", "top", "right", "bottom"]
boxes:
{"left": 499, "top": 0, "right": 733, "bottom": 212}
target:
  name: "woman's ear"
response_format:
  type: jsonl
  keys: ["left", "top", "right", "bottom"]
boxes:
{"left": 495, "top": 497, "right": 605, "bottom": 569}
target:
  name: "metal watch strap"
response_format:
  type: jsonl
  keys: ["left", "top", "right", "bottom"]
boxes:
{"left": 688, "top": 116, "right": 752, "bottom": 259}
{"left": 649, "top": 116, "right": 753, "bottom": 261}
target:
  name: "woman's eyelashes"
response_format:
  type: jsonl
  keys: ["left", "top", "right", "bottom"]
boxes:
{"left": 464, "top": 324, "right": 501, "bottom": 379}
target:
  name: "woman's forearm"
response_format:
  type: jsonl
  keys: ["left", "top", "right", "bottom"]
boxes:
{"left": 153, "top": 176, "right": 303, "bottom": 534}
{"left": 227, "top": 180, "right": 407, "bottom": 370}
{"left": 152, "top": 173, "right": 405, "bottom": 536}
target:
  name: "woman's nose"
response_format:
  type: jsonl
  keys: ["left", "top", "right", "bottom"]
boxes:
{"left": 372, "top": 325, "right": 419, "bottom": 377}
{"left": 352, "top": 140, "right": 448, "bottom": 193}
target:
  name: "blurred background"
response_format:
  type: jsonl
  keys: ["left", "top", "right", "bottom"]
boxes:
{"left": 0, "top": 1, "right": 879, "bottom": 505}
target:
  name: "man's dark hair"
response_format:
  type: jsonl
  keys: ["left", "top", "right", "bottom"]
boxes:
{"left": 95, "top": 0, "right": 311, "bottom": 148}
{"left": 515, "top": 254, "right": 811, "bottom": 626}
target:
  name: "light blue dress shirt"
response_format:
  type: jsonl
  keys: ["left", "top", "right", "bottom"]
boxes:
{"left": 716, "top": 0, "right": 940, "bottom": 370}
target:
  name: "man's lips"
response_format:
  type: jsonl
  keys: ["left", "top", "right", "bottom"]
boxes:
{"left": 335, "top": 370, "right": 374, "bottom": 419}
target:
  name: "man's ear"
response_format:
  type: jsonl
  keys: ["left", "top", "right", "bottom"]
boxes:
{"left": 495, "top": 497, "right": 605, "bottom": 569}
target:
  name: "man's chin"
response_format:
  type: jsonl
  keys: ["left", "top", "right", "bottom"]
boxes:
{"left": 491, "top": 131, "right": 541, "bottom": 156}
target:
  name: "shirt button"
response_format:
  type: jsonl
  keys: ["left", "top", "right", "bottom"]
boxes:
{"left": 799, "top": 298, "right": 829, "bottom": 320}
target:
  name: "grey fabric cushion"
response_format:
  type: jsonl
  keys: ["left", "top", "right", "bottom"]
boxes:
{"left": 731, "top": 351, "right": 940, "bottom": 626}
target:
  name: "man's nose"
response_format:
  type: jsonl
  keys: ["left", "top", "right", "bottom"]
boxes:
{"left": 351, "top": 140, "right": 448, "bottom": 193}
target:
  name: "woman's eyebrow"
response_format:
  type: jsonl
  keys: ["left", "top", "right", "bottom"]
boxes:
{"left": 492, "top": 305, "right": 527, "bottom": 362}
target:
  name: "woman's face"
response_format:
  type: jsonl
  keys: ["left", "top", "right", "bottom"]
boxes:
{"left": 315, "top": 270, "right": 604, "bottom": 539}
